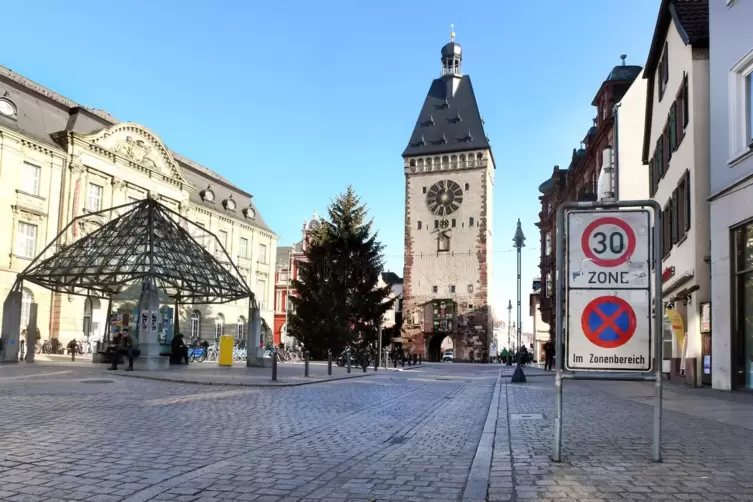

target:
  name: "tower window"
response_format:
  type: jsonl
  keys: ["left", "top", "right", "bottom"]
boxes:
{"left": 450, "top": 285, "right": 456, "bottom": 293}
{"left": 468, "top": 303, "right": 474, "bottom": 310}
{"left": 422, "top": 186, "right": 427, "bottom": 194}
{"left": 469, "top": 217, "right": 475, "bottom": 227}
{"left": 468, "top": 285, "right": 474, "bottom": 293}
{"left": 465, "top": 183, "right": 469, "bottom": 190}
{"left": 417, "top": 221, "right": 422, "bottom": 230}
{"left": 451, "top": 219, "right": 456, "bottom": 228}
{"left": 434, "top": 220, "right": 439, "bottom": 229}
{"left": 409, "top": 159, "right": 416, "bottom": 167}
{"left": 432, "top": 285, "right": 438, "bottom": 293}
{"left": 438, "top": 233, "right": 450, "bottom": 252}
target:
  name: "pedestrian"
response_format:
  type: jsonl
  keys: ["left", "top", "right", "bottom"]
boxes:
{"left": 544, "top": 339, "right": 555, "bottom": 371}
{"left": 108, "top": 328, "right": 140, "bottom": 371}
{"left": 67, "top": 339, "right": 78, "bottom": 362}
{"left": 469, "top": 350, "right": 475, "bottom": 364}
{"left": 501, "top": 347, "right": 509, "bottom": 365}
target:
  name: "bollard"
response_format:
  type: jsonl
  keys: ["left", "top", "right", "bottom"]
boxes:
{"left": 347, "top": 350, "right": 351, "bottom": 374}
{"left": 374, "top": 354, "right": 378, "bottom": 372}
{"left": 272, "top": 349, "right": 278, "bottom": 381}
{"left": 304, "top": 350, "right": 310, "bottom": 377}
{"left": 327, "top": 350, "right": 332, "bottom": 376}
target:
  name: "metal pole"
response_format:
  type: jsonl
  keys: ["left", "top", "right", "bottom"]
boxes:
{"left": 652, "top": 205, "right": 663, "bottom": 463}
{"left": 553, "top": 204, "right": 566, "bottom": 462}
{"left": 327, "top": 350, "right": 332, "bottom": 375}
{"left": 304, "top": 350, "right": 310, "bottom": 377}
{"left": 377, "top": 324, "right": 382, "bottom": 370}
{"left": 271, "top": 349, "right": 278, "bottom": 381}
{"left": 347, "top": 350, "right": 351, "bottom": 374}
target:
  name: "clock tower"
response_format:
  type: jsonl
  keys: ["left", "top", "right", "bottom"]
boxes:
{"left": 401, "top": 32, "right": 495, "bottom": 362}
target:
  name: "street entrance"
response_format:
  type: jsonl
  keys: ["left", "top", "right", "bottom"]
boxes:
{"left": 428, "top": 334, "right": 452, "bottom": 362}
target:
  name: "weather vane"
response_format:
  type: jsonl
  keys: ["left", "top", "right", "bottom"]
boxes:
{"left": 450, "top": 24, "right": 455, "bottom": 42}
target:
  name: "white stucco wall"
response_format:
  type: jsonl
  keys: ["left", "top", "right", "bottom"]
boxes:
{"left": 646, "top": 18, "right": 710, "bottom": 385}
{"left": 708, "top": 0, "right": 753, "bottom": 390}
{"left": 616, "top": 71, "right": 648, "bottom": 201}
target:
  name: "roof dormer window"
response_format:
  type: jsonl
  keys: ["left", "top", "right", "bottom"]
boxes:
{"left": 200, "top": 186, "right": 215, "bottom": 203}
{"left": 0, "top": 98, "right": 16, "bottom": 117}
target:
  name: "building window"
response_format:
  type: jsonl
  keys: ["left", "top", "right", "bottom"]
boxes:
{"left": 87, "top": 183, "right": 103, "bottom": 212}
{"left": 22, "top": 163, "right": 41, "bottom": 196}
{"left": 215, "top": 313, "right": 224, "bottom": 341}
{"left": 240, "top": 237, "right": 248, "bottom": 258}
{"left": 256, "top": 279, "right": 267, "bottom": 309}
{"left": 438, "top": 233, "right": 450, "bottom": 252}
{"left": 237, "top": 316, "right": 245, "bottom": 339}
{"left": 464, "top": 183, "right": 469, "bottom": 190}
{"left": 191, "top": 310, "right": 200, "bottom": 340}
{"left": 546, "top": 273, "right": 552, "bottom": 298}
{"left": 658, "top": 42, "right": 669, "bottom": 101}
{"left": 218, "top": 230, "right": 228, "bottom": 252}
{"left": 469, "top": 217, "right": 475, "bottom": 227}
{"left": 258, "top": 243, "right": 267, "bottom": 264}
{"left": 677, "top": 171, "right": 690, "bottom": 242}
{"left": 545, "top": 233, "right": 552, "bottom": 256}
{"left": 422, "top": 186, "right": 427, "bottom": 194}
{"left": 434, "top": 220, "right": 439, "bottom": 229}
{"left": 730, "top": 51, "right": 753, "bottom": 159}
{"left": 675, "top": 74, "right": 688, "bottom": 147}
{"left": 451, "top": 219, "right": 456, "bottom": 228}
{"left": 449, "top": 285, "right": 456, "bottom": 293}
{"left": 432, "top": 285, "right": 438, "bottom": 293}
{"left": 15, "top": 221, "right": 37, "bottom": 259}
{"left": 417, "top": 221, "right": 422, "bottom": 230}
{"left": 732, "top": 222, "right": 753, "bottom": 389}
{"left": 21, "top": 288, "right": 34, "bottom": 328}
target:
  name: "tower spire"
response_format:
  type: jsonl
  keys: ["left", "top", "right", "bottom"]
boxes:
{"left": 450, "top": 24, "right": 455, "bottom": 42}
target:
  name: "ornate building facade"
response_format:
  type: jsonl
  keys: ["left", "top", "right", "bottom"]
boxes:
{"left": 0, "top": 65, "right": 278, "bottom": 346}
{"left": 401, "top": 34, "right": 495, "bottom": 362}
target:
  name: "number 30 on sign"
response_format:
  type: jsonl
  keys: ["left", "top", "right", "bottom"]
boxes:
{"left": 567, "top": 210, "right": 651, "bottom": 289}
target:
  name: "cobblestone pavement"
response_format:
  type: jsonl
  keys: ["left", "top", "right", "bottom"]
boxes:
{"left": 2, "top": 363, "right": 753, "bottom": 501}
{"left": 489, "top": 368, "right": 753, "bottom": 502}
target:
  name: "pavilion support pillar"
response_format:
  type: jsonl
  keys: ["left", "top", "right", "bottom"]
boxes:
{"left": 134, "top": 281, "right": 168, "bottom": 370}
{"left": 246, "top": 304, "right": 265, "bottom": 367}
{"left": 173, "top": 298, "right": 180, "bottom": 339}
{"left": 1, "top": 289, "right": 22, "bottom": 363}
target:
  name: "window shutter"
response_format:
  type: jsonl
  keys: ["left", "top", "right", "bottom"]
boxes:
{"left": 671, "top": 189, "right": 678, "bottom": 245}
{"left": 669, "top": 103, "right": 677, "bottom": 151}
{"left": 648, "top": 160, "right": 655, "bottom": 197}
{"left": 683, "top": 74, "right": 690, "bottom": 128}
{"left": 684, "top": 171, "right": 691, "bottom": 231}
{"left": 677, "top": 180, "right": 686, "bottom": 240}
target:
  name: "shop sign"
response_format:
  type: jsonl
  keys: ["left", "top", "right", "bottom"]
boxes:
{"left": 661, "top": 266, "right": 675, "bottom": 283}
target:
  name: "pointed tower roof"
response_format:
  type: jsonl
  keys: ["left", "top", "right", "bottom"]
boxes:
{"left": 403, "top": 34, "right": 490, "bottom": 158}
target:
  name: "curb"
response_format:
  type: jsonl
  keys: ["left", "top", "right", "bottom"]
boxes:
{"left": 462, "top": 368, "right": 502, "bottom": 501}
{"left": 110, "top": 370, "right": 377, "bottom": 388}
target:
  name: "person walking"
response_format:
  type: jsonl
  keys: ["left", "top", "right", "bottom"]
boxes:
{"left": 544, "top": 339, "right": 555, "bottom": 371}
{"left": 501, "top": 347, "right": 509, "bottom": 365}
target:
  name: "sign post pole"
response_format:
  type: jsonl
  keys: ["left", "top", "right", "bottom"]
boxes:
{"left": 552, "top": 199, "right": 663, "bottom": 463}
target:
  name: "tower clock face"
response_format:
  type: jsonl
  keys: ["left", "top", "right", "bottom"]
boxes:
{"left": 426, "top": 180, "right": 463, "bottom": 216}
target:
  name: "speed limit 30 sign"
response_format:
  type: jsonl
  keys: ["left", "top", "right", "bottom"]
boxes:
{"left": 568, "top": 210, "right": 650, "bottom": 289}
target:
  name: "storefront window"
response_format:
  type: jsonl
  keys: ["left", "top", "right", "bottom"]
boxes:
{"left": 733, "top": 223, "right": 753, "bottom": 389}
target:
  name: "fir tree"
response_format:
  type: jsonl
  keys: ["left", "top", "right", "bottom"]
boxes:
{"left": 288, "top": 186, "right": 392, "bottom": 358}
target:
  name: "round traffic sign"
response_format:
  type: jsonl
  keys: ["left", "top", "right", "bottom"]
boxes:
{"left": 581, "top": 217, "right": 636, "bottom": 267}
{"left": 581, "top": 296, "right": 636, "bottom": 349}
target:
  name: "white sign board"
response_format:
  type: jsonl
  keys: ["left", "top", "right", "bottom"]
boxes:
{"left": 566, "top": 289, "right": 651, "bottom": 372}
{"left": 567, "top": 210, "right": 650, "bottom": 289}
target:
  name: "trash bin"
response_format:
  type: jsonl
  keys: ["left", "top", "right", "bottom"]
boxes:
{"left": 218, "top": 335, "right": 234, "bottom": 367}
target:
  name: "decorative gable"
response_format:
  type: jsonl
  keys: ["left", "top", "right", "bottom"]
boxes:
{"left": 79, "top": 123, "right": 190, "bottom": 185}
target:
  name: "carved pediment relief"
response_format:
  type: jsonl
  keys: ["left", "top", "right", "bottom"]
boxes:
{"left": 78, "top": 123, "right": 190, "bottom": 186}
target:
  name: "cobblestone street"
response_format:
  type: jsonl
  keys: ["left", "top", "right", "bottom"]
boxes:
{"left": 1, "top": 363, "right": 752, "bottom": 501}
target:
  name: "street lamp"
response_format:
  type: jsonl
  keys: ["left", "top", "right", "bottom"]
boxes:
{"left": 506, "top": 300, "right": 512, "bottom": 365}
{"left": 512, "top": 218, "right": 527, "bottom": 384}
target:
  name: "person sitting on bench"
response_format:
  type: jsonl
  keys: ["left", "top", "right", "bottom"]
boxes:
{"left": 108, "top": 329, "right": 140, "bottom": 371}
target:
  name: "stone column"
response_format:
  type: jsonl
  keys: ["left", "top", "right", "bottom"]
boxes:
{"left": 136, "top": 281, "right": 168, "bottom": 369}
{"left": 1, "top": 290, "right": 22, "bottom": 363}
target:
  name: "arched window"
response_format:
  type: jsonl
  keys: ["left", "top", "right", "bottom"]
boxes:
{"left": 451, "top": 155, "right": 458, "bottom": 168}
{"left": 20, "top": 288, "right": 34, "bottom": 327}
{"left": 469, "top": 217, "right": 475, "bottom": 227}
{"left": 417, "top": 158, "right": 424, "bottom": 168}
{"left": 83, "top": 297, "right": 93, "bottom": 339}
{"left": 442, "top": 156, "right": 449, "bottom": 168}
{"left": 460, "top": 154, "right": 466, "bottom": 166}
{"left": 476, "top": 153, "right": 483, "bottom": 161}
{"left": 191, "top": 310, "right": 201, "bottom": 340}
{"left": 464, "top": 183, "right": 469, "bottom": 190}
{"left": 417, "top": 221, "right": 422, "bottom": 230}
{"left": 409, "top": 159, "right": 416, "bottom": 167}
{"left": 426, "top": 158, "right": 432, "bottom": 167}
{"left": 237, "top": 316, "right": 245, "bottom": 339}
{"left": 215, "top": 313, "right": 224, "bottom": 340}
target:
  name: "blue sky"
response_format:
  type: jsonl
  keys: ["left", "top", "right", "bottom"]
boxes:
{"left": 2, "top": 0, "right": 659, "bottom": 331}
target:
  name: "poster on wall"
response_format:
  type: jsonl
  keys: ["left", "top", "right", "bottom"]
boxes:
{"left": 151, "top": 312, "right": 158, "bottom": 332}
{"left": 701, "top": 303, "right": 711, "bottom": 333}
{"left": 141, "top": 311, "right": 149, "bottom": 332}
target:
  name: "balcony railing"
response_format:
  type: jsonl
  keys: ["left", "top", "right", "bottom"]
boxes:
{"left": 577, "top": 182, "right": 598, "bottom": 202}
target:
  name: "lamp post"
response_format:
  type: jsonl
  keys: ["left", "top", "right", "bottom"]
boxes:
{"left": 512, "top": 218, "right": 527, "bottom": 384}
{"left": 506, "top": 300, "right": 512, "bottom": 352}
{"left": 283, "top": 247, "right": 292, "bottom": 347}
